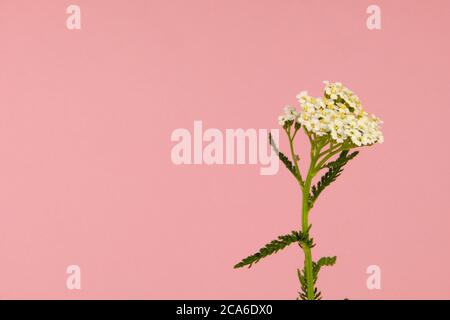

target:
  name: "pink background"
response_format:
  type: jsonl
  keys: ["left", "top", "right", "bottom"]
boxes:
{"left": 0, "top": 0, "right": 449, "bottom": 299}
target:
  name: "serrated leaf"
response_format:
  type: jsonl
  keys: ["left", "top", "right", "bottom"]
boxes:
{"left": 309, "top": 150, "right": 359, "bottom": 207}
{"left": 234, "top": 231, "right": 309, "bottom": 269}
{"left": 313, "top": 256, "right": 337, "bottom": 278}
{"left": 268, "top": 133, "right": 301, "bottom": 181}
{"left": 297, "top": 256, "right": 337, "bottom": 300}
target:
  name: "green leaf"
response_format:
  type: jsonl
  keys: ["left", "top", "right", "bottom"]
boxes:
{"left": 313, "top": 256, "right": 337, "bottom": 278}
{"left": 268, "top": 133, "right": 300, "bottom": 181}
{"left": 309, "top": 150, "right": 358, "bottom": 207}
{"left": 297, "top": 256, "right": 336, "bottom": 300}
{"left": 234, "top": 231, "right": 310, "bottom": 269}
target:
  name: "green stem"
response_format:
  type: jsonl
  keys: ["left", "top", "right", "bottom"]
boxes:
{"left": 286, "top": 128, "right": 304, "bottom": 187}
{"left": 285, "top": 126, "right": 313, "bottom": 299}
{"left": 289, "top": 127, "right": 338, "bottom": 300}
{"left": 315, "top": 146, "right": 345, "bottom": 171}
{"left": 301, "top": 175, "right": 314, "bottom": 300}
{"left": 300, "top": 137, "right": 322, "bottom": 300}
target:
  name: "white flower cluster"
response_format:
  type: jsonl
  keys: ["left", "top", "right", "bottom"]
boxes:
{"left": 278, "top": 105, "right": 300, "bottom": 126}
{"left": 278, "top": 82, "right": 383, "bottom": 146}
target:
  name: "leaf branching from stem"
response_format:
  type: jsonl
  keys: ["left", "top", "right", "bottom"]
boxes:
{"left": 268, "top": 133, "right": 301, "bottom": 182}
{"left": 297, "top": 256, "right": 337, "bottom": 300}
{"left": 309, "top": 150, "right": 359, "bottom": 208}
{"left": 234, "top": 230, "right": 313, "bottom": 269}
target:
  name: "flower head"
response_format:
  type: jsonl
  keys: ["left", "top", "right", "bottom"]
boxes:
{"left": 278, "top": 105, "right": 300, "bottom": 127}
{"left": 280, "top": 82, "right": 384, "bottom": 147}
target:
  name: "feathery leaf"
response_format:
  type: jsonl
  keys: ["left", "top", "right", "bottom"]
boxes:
{"left": 268, "top": 133, "right": 301, "bottom": 181}
{"left": 234, "top": 231, "right": 311, "bottom": 269}
{"left": 309, "top": 150, "right": 358, "bottom": 207}
{"left": 297, "top": 256, "right": 337, "bottom": 300}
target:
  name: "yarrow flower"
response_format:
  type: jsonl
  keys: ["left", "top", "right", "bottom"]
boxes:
{"left": 236, "top": 81, "right": 384, "bottom": 300}
{"left": 280, "top": 81, "right": 384, "bottom": 147}
{"left": 278, "top": 105, "right": 300, "bottom": 126}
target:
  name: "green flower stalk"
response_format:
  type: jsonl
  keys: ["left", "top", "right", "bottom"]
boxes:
{"left": 234, "top": 82, "right": 383, "bottom": 300}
